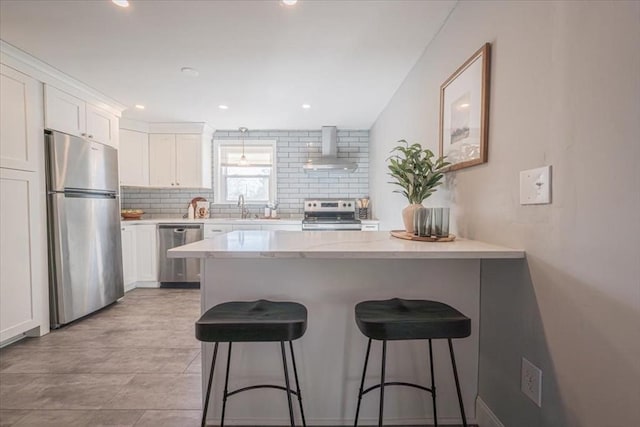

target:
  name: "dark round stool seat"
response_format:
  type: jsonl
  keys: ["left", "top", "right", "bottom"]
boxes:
{"left": 196, "top": 299, "right": 308, "bottom": 427}
{"left": 355, "top": 298, "right": 471, "bottom": 341}
{"left": 353, "top": 298, "right": 471, "bottom": 426}
{"left": 196, "top": 299, "right": 307, "bottom": 343}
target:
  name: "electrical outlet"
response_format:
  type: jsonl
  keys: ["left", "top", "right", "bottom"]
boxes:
{"left": 520, "top": 166, "right": 551, "bottom": 205}
{"left": 521, "top": 357, "right": 542, "bottom": 407}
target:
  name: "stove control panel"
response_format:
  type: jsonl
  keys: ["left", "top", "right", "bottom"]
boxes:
{"left": 304, "top": 199, "right": 356, "bottom": 213}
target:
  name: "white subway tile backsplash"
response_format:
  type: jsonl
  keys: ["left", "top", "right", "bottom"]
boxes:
{"left": 121, "top": 128, "right": 369, "bottom": 217}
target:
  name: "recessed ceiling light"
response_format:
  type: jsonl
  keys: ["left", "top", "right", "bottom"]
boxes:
{"left": 302, "top": 104, "right": 311, "bottom": 109}
{"left": 135, "top": 104, "right": 145, "bottom": 110}
{"left": 218, "top": 105, "right": 229, "bottom": 110}
{"left": 112, "top": 0, "right": 129, "bottom": 7}
{"left": 281, "top": 0, "right": 298, "bottom": 5}
{"left": 181, "top": 67, "right": 199, "bottom": 77}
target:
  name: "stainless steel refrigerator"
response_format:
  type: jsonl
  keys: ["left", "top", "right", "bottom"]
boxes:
{"left": 45, "top": 130, "right": 124, "bottom": 327}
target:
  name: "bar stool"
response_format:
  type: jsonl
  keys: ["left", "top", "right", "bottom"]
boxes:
{"left": 353, "top": 298, "right": 471, "bottom": 427}
{"left": 196, "top": 300, "right": 308, "bottom": 427}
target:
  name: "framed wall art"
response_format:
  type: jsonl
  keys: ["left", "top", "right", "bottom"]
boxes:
{"left": 439, "top": 43, "right": 491, "bottom": 171}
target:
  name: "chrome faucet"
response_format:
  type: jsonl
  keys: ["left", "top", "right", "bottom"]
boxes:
{"left": 237, "top": 194, "right": 249, "bottom": 219}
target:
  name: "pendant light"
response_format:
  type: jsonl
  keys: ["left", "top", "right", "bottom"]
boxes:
{"left": 238, "top": 127, "right": 249, "bottom": 166}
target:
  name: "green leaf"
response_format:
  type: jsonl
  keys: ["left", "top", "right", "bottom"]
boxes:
{"left": 386, "top": 140, "right": 448, "bottom": 204}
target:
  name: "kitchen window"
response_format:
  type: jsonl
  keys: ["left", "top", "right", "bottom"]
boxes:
{"left": 213, "top": 140, "right": 277, "bottom": 203}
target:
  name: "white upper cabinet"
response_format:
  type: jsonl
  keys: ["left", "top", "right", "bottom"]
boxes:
{"left": 0, "top": 65, "right": 43, "bottom": 172}
{"left": 86, "top": 103, "right": 118, "bottom": 147}
{"left": 176, "top": 134, "right": 204, "bottom": 188}
{"left": 44, "top": 85, "right": 119, "bottom": 148}
{"left": 119, "top": 129, "right": 149, "bottom": 187}
{"left": 149, "top": 133, "right": 211, "bottom": 188}
{"left": 149, "top": 134, "right": 177, "bottom": 187}
{"left": 44, "top": 85, "right": 84, "bottom": 137}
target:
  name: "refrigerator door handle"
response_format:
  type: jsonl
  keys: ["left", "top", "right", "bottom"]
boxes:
{"left": 63, "top": 191, "right": 117, "bottom": 199}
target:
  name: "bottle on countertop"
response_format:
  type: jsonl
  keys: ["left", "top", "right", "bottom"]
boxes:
{"left": 187, "top": 204, "right": 195, "bottom": 220}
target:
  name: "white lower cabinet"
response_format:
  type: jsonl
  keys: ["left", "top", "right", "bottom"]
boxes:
{"left": 204, "top": 224, "right": 232, "bottom": 239}
{"left": 120, "top": 225, "right": 137, "bottom": 291}
{"left": 121, "top": 224, "right": 158, "bottom": 291}
{"left": 261, "top": 224, "right": 302, "bottom": 231}
{"left": 135, "top": 225, "right": 157, "bottom": 282}
{"left": 0, "top": 169, "right": 46, "bottom": 342}
{"left": 233, "top": 224, "right": 261, "bottom": 231}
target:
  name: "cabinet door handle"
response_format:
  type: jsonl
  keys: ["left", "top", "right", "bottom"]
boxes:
{"left": 171, "top": 183, "right": 175, "bottom": 186}
{"left": 81, "top": 132, "right": 87, "bottom": 137}
{"left": 88, "top": 134, "right": 94, "bottom": 139}
{"left": 176, "top": 182, "right": 180, "bottom": 186}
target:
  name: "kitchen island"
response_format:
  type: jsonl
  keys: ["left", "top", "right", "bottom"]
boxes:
{"left": 169, "top": 231, "right": 524, "bottom": 425}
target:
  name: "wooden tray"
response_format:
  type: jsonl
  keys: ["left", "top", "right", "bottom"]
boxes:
{"left": 121, "top": 212, "right": 144, "bottom": 220}
{"left": 390, "top": 230, "right": 456, "bottom": 242}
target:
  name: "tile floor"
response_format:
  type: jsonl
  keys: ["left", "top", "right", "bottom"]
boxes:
{"left": 0, "top": 289, "right": 474, "bottom": 427}
{"left": 0, "top": 288, "right": 203, "bottom": 427}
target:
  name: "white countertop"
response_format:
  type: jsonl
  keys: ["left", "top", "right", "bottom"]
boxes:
{"left": 121, "top": 218, "right": 304, "bottom": 225}
{"left": 121, "top": 218, "right": 379, "bottom": 225}
{"left": 168, "top": 230, "right": 524, "bottom": 259}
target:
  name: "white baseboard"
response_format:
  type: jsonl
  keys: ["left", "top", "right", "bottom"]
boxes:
{"left": 476, "top": 396, "right": 504, "bottom": 427}
{"left": 130, "top": 281, "right": 160, "bottom": 289}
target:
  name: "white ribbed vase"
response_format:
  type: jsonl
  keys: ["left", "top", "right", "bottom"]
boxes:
{"left": 401, "top": 203, "right": 423, "bottom": 234}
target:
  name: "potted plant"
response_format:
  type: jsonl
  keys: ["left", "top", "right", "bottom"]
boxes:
{"left": 387, "top": 140, "right": 449, "bottom": 233}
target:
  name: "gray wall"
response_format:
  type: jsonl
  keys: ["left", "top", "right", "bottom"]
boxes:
{"left": 122, "top": 129, "right": 369, "bottom": 218}
{"left": 369, "top": 1, "right": 640, "bottom": 426}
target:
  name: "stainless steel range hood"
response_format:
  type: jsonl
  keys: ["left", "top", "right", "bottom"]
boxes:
{"left": 303, "top": 126, "right": 358, "bottom": 172}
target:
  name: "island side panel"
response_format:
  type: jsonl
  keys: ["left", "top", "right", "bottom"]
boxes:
{"left": 200, "top": 257, "right": 480, "bottom": 425}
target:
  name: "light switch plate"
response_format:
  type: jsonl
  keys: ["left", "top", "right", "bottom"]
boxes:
{"left": 520, "top": 166, "right": 551, "bottom": 205}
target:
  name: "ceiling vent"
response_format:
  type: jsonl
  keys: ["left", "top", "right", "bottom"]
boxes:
{"left": 303, "top": 126, "right": 358, "bottom": 172}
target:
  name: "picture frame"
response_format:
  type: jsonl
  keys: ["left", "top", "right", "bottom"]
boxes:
{"left": 439, "top": 43, "right": 491, "bottom": 171}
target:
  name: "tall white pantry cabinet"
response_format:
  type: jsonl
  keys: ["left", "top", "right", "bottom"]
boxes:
{"left": 0, "top": 63, "right": 48, "bottom": 342}
{"left": 0, "top": 42, "right": 124, "bottom": 344}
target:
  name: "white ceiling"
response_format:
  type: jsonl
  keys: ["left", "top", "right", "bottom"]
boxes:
{"left": 0, "top": 0, "right": 456, "bottom": 130}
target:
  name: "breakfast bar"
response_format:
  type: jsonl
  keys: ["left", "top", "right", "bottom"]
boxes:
{"left": 169, "top": 231, "right": 524, "bottom": 425}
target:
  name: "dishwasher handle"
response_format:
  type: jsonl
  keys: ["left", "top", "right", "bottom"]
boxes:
{"left": 158, "top": 224, "right": 203, "bottom": 230}
{"left": 174, "top": 228, "right": 186, "bottom": 233}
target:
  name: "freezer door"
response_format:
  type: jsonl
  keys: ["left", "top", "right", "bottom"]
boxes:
{"left": 46, "top": 130, "right": 119, "bottom": 192}
{"left": 48, "top": 192, "right": 124, "bottom": 326}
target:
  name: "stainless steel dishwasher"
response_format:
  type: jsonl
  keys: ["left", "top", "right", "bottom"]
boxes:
{"left": 158, "top": 223, "right": 203, "bottom": 284}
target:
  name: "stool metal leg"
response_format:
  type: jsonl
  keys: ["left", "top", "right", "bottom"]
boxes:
{"left": 281, "top": 341, "right": 296, "bottom": 427}
{"left": 378, "top": 340, "right": 387, "bottom": 427}
{"left": 288, "top": 341, "right": 307, "bottom": 427}
{"left": 428, "top": 339, "right": 437, "bottom": 427}
{"left": 448, "top": 339, "right": 467, "bottom": 427}
{"left": 201, "top": 342, "right": 219, "bottom": 427}
{"left": 220, "top": 343, "right": 233, "bottom": 427}
{"left": 354, "top": 338, "right": 372, "bottom": 427}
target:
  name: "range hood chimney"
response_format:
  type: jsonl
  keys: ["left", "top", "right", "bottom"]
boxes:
{"left": 303, "top": 126, "right": 358, "bottom": 172}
